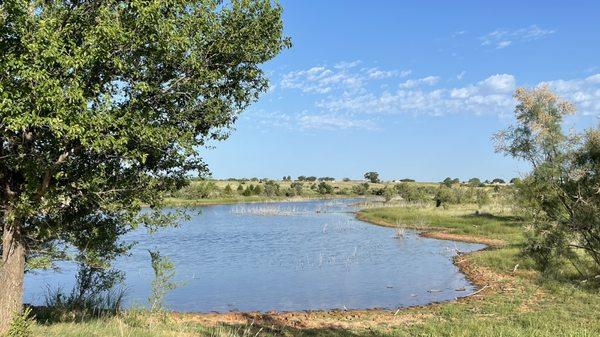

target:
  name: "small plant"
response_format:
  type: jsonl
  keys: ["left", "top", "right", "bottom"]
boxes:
{"left": 393, "top": 220, "right": 406, "bottom": 239}
{"left": 148, "top": 250, "right": 178, "bottom": 313}
{"left": 7, "top": 307, "right": 34, "bottom": 337}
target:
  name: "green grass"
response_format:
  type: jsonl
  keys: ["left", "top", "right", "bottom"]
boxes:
{"left": 27, "top": 204, "right": 600, "bottom": 336}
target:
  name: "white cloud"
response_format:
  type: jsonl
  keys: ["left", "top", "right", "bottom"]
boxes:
{"left": 298, "top": 114, "right": 377, "bottom": 131}
{"left": 365, "top": 68, "right": 411, "bottom": 80}
{"left": 541, "top": 74, "right": 600, "bottom": 115}
{"left": 399, "top": 76, "right": 440, "bottom": 89}
{"left": 496, "top": 40, "right": 512, "bottom": 49}
{"left": 280, "top": 63, "right": 410, "bottom": 94}
{"left": 280, "top": 66, "right": 361, "bottom": 94}
{"left": 480, "top": 25, "right": 555, "bottom": 49}
{"left": 318, "top": 74, "right": 517, "bottom": 116}
{"left": 273, "top": 60, "right": 600, "bottom": 131}
{"left": 334, "top": 60, "right": 362, "bottom": 69}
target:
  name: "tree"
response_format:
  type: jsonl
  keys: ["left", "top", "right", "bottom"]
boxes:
{"left": 441, "top": 177, "right": 456, "bottom": 188}
{"left": 491, "top": 178, "right": 506, "bottom": 184}
{"left": 290, "top": 182, "right": 303, "bottom": 196}
{"left": 317, "top": 182, "right": 333, "bottom": 195}
{"left": 352, "top": 183, "right": 370, "bottom": 195}
{"left": 364, "top": 172, "right": 380, "bottom": 183}
{"left": 475, "top": 189, "right": 490, "bottom": 210}
{"left": 495, "top": 86, "right": 600, "bottom": 277}
{"left": 383, "top": 186, "right": 396, "bottom": 203}
{"left": 0, "top": 0, "right": 289, "bottom": 330}
{"left": 467, "top": 178, "right": 482, "bottom": 187}
{"left": 223, "top": 184, "right": 233, "bottom": 196}
{"left": 395, "top": 183, "right": 427, "bottom": 203}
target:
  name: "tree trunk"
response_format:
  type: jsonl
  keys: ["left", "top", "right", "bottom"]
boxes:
{"left": 0, "top": 219, "right": 25, "bottom": 334}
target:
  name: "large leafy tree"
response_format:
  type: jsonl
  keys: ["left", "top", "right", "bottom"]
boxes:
{"left": 496, "top": 86, "right": 600, "bottom": 279}
{"left": 0, "top": 0, "right": 289, "bottom": 330}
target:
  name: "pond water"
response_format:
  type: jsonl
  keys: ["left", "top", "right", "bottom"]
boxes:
{"left": 24, "top": 198, "right": 485, "bottom": 312}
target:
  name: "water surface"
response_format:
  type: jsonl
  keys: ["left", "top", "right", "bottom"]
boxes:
{"left": 24, "top": 198, "right": 485, "bottom": 312}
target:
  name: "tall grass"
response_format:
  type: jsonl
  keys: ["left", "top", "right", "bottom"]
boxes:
{"left": 39, "top": 286, "right": 125, "bottom": 322}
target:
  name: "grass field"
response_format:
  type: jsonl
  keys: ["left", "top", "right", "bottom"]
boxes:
{"left": 28, "top": 203, "right": 600, "bottom": 336}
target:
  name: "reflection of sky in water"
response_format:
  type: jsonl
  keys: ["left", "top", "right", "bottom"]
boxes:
{"left": 25, "top": 198, "right": 485, "bottom": 312}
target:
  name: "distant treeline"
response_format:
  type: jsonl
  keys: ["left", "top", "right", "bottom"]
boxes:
{"left": 173, "top": 179, "right": 514, "bottom": 209}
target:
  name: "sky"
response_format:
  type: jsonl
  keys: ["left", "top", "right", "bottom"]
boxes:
{"left": 203, "top": 0, "right": 600, "bottom": 182}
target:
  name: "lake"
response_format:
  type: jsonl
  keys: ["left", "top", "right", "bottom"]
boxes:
{"left": 24, "top": 198, "right": 486, "bottom": 312}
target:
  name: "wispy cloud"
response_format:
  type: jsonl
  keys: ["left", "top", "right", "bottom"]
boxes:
{"left": 270, "top": 61, "right": 600, "bottom": 131}
{"left": 399, "top": 76, "right": 440, "bottom": 89}
{"left": 542, "top": 74, "right": 600, "bottom": 115}
{"left": 280, "top": 62, "right": 411, "bottom": 94}
{"left": 298, "top": 114, "right": 377, "bottom": 131}
{"left": 480, "top": 25, "right": 555, "bottom": 49}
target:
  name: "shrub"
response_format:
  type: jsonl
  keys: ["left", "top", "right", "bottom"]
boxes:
{"left": 7, "top": 307, "right": 34, "bottom": 337}
{"left": 317, "top": 182, "right": 333, "bottom": 195}
{"left": 263, "top": 181, "right": 280, "bottom": 196}
{"left": 352, "top": 183, "right": 370, "bottom": 195}
{"left": 148, "top": 251, "right": 177, "bottom": 313}
{"left": 395, "top": 183, "right": 428, "bottom": 202}
{"left": 290, "top": 182, "right": 303, "bottom": 195}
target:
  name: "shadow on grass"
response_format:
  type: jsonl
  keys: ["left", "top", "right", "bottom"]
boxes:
{"left": 215, "top": 322, "right": 393, "bottom": 337}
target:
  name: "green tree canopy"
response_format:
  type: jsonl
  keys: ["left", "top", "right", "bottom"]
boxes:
{"left": 364, "top": 171, "right": 380, "bottom": 183}
{"left": 0, "top": 0, "right": 289, "bottom": 330}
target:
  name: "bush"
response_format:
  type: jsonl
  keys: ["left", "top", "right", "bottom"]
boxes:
{"left": 352, "top": 183, "right": 369, "bottom": 195}
{"left": 395, "top": 183, "right": 428, "bottom": 202}
{"left": 148, "top": 251, "right": 177, "bottom": 313}
{"left": 315, "top": 182, "right": 332, "bottom": 194}
{"left": 176, "top": 180, "right": 218, "bottom": 199}
{"left": 263, "top": 181, "right": 280, "bottom": 197}
{"left": 7, "top": 307, "right": 34, "bottom": 337}
{"left": 290, "top": 182, "right": 303, "bottom": 196}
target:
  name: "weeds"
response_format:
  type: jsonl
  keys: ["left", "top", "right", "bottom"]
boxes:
{"left": 6, "top": 307, "right": 34, "bottom": 337}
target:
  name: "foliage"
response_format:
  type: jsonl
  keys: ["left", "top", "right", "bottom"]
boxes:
{"left": 148, "top": 251, "right": 177, "bottom": 313}
{"left": 382, "top": 186, "right": 396, "bottom": 203}
{"left": 394, "top": 183, "right": 427, "bottom": 202}
{"left": 223, "top": 184, "right": 233, "bottom": 196}
{"left": 316, "top": 182, "right": 333, "bottom": 195}
{"left": 175, "top": 180, "right": 219, "bottom": 199}
{"left": 351, "top": 183, "right": 370, "bottom": 195}
{"left": 435, "top": 186, "right": 455, "bottom": 207}
{"left": 6, "top": 307, "right": 33, "bottom": 337}
{"left": 441, "top": 177, "right": 460, "bottom": 187}
{"left": 467, "top": 177, "right": 483, "bottom": 187}
{"left": 263, "top": 181, "right": 280, "bottom": 197}
{"left": 364, "top": 171, "right": 380, "bottom": 183}
{"left": 41, "top": 264, "right": 125, "bottom": 322}
{"left": 475, "top": 188, "right": 490, "bottom": 209}
{"left": 496, "top": 86, "right": 600, "bottom": 278}
{"left": 0, "top": 0, "right": 289, "bottom": 326}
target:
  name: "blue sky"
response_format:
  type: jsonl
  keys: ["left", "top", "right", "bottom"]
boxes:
{"left": 204, "top": 0, "right": 600, "bottom": 182}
